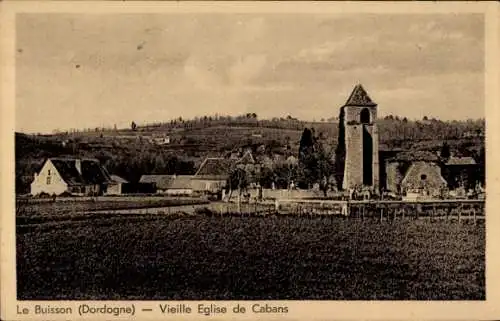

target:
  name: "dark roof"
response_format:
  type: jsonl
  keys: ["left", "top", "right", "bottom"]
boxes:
{"left": 446, "top": 156, "right": 477, "bottom": 166}
{"left": 401, "top": 162, "right": 447, "bottom": 189}
{"left": 139, "top": 175, "right": 192, "bottom": 189}
{"left": 49, "top": 158, "right": 112, "bottom": 186}
{"left": 344, "top": 84, "right": 377, "bottom": 107}
{"left": 110, "top": 175, "right": 128, "bottom": 183}
{"left": 193, "top": 157, "right": 237, "bottom": 180}
{"left": 388, "top": 151, "right": 440, "bottom": 163}
{"left": 50, "top": 159, "right": 84, "bottom": 185}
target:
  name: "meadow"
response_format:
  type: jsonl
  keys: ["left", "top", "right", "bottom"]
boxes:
{"left": 16, "top": 197, "right": 208, "bottom": 224}
{"left": 17, "top": 213, "right": 485, "bottom": 300}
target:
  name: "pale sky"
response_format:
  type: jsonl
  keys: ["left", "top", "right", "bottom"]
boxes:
{"left": 16, "top": 13, "right": 484, "bottom": 133}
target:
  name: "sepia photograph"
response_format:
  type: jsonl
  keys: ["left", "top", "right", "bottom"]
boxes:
{"left": 2, "top": 2, "right": 499, "bottom": 320}
{"left": 13, "top": 10, "right": 487, "bottom": 301}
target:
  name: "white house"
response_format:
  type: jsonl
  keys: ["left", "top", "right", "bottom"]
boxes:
{"left": 30, "top": 158, "right": 113, "bottom": 196}
{"left": 149, "top": 134, "right": 171, "bottom": 145}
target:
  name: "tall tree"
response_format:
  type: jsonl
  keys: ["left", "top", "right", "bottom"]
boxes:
{"left": 314, "top": 141, "right": 334, "bottom": 196}
{"left": 298, "top": 128, "right": 317, "bottom": 188}
{"left": 477, "top": 146, "right": 485, "bottom": 186}
{"left": 298, "top": 128, "right": 315, "bottom": 163}
{"left": 440, "top": 142, "right": 451, "bottom": 160}
{"left": 227, "top": 167, "right": 249, "bottom": 212}
{"left": 334, "top": 107, "right": 346, "bottom": 190}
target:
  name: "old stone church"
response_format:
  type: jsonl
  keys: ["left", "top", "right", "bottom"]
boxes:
{"left": 336, "top": 84, "right": 477, "bottom": 198}
{"left": 337, "top": 84, "right": 380, "bottom": 191}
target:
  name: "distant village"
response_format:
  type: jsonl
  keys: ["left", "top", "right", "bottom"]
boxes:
{"left": 25, "top": 85, "right": 485, "bottom": 202}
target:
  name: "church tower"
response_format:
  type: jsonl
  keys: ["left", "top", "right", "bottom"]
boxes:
{"left": 340, "top": 84, "right": 379, "bottom": 191}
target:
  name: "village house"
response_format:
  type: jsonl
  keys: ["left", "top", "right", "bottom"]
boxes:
{"left": 30, "top": 158, "right": 113, "bottom": 196}
{"left": 149, "top": 133, "right": 170, "bottom": 145}
{"left": 105, "top": 175, "right": 129, "bottom": 195}
{"left": 190, "top": 158, "right": 235, "bottom": 195}
{"left": 139, "top": 174, "right": 193, "bottom": 196}
{"left": 191, "top": 150, "right": 259, "bottom": 196}
{"left": 442, "top": 156, "right": 478, "bottom": 190}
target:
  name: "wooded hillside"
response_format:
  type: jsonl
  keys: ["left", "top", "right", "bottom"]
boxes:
{"left": 16, "top": 115, "right": 485, "bottom": 194}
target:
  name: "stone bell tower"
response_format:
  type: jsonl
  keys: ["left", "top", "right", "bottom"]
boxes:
{"left": 341, "top": 84, "right": 379, "bottom": 191}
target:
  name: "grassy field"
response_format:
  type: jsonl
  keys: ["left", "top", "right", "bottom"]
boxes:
{"left": 17, "top": 214, "right": 484, "bottom": 300}
{"left": 16, "top": 197, "right": 208, "bottom": 223}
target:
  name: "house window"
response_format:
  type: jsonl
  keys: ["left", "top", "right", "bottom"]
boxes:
{"left": 46, "top": 176, "right": 51, "bottom": 185}
{"left": 48, "top": 170, "right": 51, "bottom": 176}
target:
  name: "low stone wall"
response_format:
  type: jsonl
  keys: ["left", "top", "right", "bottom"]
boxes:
{"left": 246, "top": 188, "right": 336, "bottom": 200}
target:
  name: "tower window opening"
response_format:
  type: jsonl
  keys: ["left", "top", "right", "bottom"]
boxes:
{"left": 360, "top": 108, "right": 370, "bottom": 124}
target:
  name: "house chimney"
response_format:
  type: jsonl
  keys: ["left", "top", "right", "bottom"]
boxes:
{"left": 75, "top": 159, "right": 82, "bottom": 174}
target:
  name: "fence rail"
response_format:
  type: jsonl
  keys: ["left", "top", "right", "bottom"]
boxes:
{"left": 274, "top": 199, "right": 485, "bottom": 223}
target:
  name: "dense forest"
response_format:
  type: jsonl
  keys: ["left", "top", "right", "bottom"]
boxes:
{"left": 16, "top": 114, "right": 485, "bottom": 194}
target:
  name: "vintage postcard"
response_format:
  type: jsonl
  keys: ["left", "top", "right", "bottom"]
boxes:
{"left": 1, "top": 1, "right": 500, "bottom": 320}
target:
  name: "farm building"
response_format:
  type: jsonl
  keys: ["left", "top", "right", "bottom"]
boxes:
{"left": 442, "top": 156, "right": 479, "bottom": 190}
{"left": 105, "top": 175, "right": 129, "bottom": 195}
{"left": 139, "top": 175, "right": 193, "bottom": 195}
{"left": 191, "top": 150, "right": 259, "bottom": 194}
{"left": 191, "top": 158, "right": 234, "bottom": 194}
{"left": 30, "top": 158, "right": 112, "bottom": 196}
{"left": 149, "top": 134, "right": 170, "bottom": 145}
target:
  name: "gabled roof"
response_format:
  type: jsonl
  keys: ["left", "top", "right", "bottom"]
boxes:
{"left": 446, "top": 156, "right": 477, "bottom": 166}
{"left": 401, "top": 161, "right": 447, "bottom": 189}
{"left": 388, "top": 150, "right": 439, "bottom": 163}
{"left": 139, "top": 175, "right": 193, "bottom": 190}
{"left": 344, "top": 84, "right": 377, "bottom": 107}
{"left": 47, "top": 158, "right": 112, "bottom": 186}
{"left": 50, "top": 159, "right": 85, "bottom": 185}
{"left": 110, "top": 175, "right": 128, "bottom": 184}
{"left": 193, "top": 157, "right": 237, "bottom": 180}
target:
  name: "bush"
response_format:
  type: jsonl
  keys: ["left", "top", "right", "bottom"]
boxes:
{"left": 37, "top": 192, "right": 51, "bottom": 198}
{"left": 195, "top": 207, "right": 214, "bottom": 217}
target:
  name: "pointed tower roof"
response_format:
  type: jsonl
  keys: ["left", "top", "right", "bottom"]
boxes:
{"left": 344, "top": 84, "right": 377, "bottom": 107}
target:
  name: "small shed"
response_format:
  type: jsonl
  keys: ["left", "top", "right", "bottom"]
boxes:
{"left": 105, "top": 175, "right": 129, "bottom": 195}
